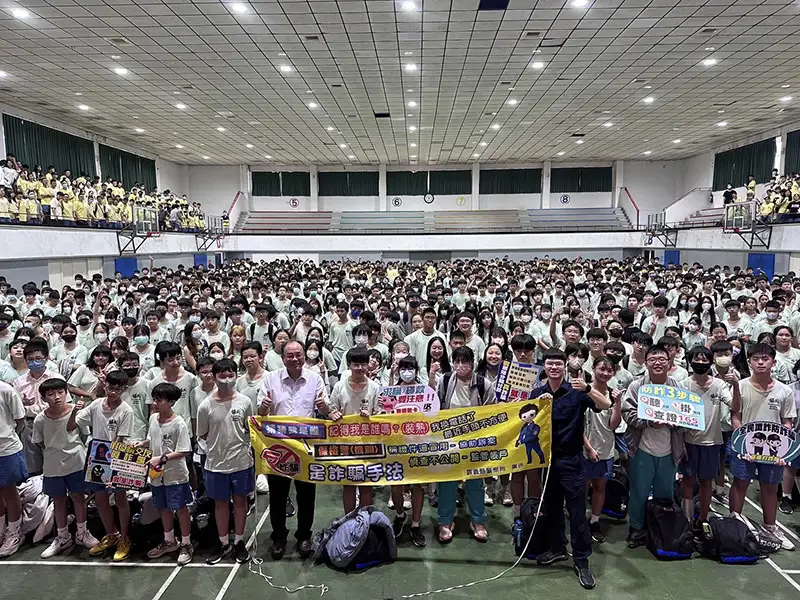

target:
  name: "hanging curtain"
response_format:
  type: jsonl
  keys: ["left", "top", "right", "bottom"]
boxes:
{"left": 712, "top": 138, "right": 776, "bottom": 190}
{"left": 786, "top": 130, "right": 800, "bottom": 175}
{"left": 479, "top": 168, "right": 541, "bottom": 194}
{"left": 281, "top": 171, "right": 310, "bottom": 196}
{"left": 348, "top": 172, "right": 379, "bottom": 196}
{"left": 551, "top": 167, "right": 611, "bottom": 193}
{"left": 318, "top": 172, "right": 349, "bottom": 196}
{"left": 99, "top": 144, "right": 122, "bottom": 182}
{"left": 252, "top": 172, "right": 281, "bottom": 196}
{"left": 3, "top": 114, "right": 95, "bottom": 177}
{"left": 387, "top": 171, "right": 427, "bottom": 195}
{"left": 139, "top": 157, "right": 156, "bottom": 192}
{"left": 429, "top": 170, "right": 471, "bottom": 195}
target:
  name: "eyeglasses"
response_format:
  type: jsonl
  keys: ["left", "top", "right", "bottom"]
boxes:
{"left": 646, "top": 357, "right": 669, "bottom": 364}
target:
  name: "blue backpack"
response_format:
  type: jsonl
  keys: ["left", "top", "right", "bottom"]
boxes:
{"left": 312, "top": 506, "right": 397, "bottom": 571}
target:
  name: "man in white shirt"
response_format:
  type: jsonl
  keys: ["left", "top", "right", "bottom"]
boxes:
{"left": 257, "top": 340, "right": 334, "bottom": 561}
{"left": 404, "top": 307, "right": 445, "bottom": 371}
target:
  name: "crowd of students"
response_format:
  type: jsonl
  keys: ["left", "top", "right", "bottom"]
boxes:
{"left": 0, "top": 153, "right": 207, "bottom": 231}
{"left": 723, "top": 170, "right": 800, "bottom": 222}
{"left": 0, "top": 255, "right": 798, "bottom": 589}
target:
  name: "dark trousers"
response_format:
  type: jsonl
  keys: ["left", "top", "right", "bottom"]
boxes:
{"left": 267, "top": 474, "right": 315, "bottom": 542}
{"left": 543, "top": 455, "right": 592, "bottom": 567}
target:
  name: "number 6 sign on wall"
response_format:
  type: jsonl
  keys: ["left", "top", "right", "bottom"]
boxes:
{"left": 289, "top": 197, "right": 300, "bottom": 209}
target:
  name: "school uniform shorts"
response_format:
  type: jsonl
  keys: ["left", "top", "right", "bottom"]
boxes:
{"left": 582, "top": 456, "right": 614, "bottom": 480}
{"left": 43, "top": 470, "right": 86, "bottom": 498}
{"left": 204, "top": 467, "right": 254, "bottom": 500}
{"left": 731, "top": 454, "right": 783, "bottom": 485}
{"left": 680, "top": 443, "right": 721, "bottom": 480}
{"left": 0, "top": 450, "right": 28, "bottom": 488}
{"left": 152, "top": 482, "right": 193, "bottom": 511}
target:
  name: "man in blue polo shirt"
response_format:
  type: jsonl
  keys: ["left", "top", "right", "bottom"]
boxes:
{"left": 530, "top": 349, "right": 612, "bottom": 589}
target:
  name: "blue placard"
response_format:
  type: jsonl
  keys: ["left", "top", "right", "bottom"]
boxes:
{"left": 636, "top": 384, "right": 705, "bottom": 431}
{"left": 495, "top": 361, "right": 542, "bottom": 402}
{"left": 731, "top": 421, "right": 800, "bottom": 465}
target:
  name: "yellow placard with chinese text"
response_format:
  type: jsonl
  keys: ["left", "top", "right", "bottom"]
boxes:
{"left": 248, "top": 401, "right": 551, "bottom": 486}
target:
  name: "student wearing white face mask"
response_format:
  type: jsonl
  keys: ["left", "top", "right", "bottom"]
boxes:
{"left": 435, "top": 346, "right": 495, "bottom": 544}
{"left": 380, "top": 341, "right": 411, "bottom": 386}
{"left": 386, "top": 356, "right": 427, "bottom": 548}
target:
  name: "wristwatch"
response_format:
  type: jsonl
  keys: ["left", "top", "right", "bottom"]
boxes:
{"left": 159, "top": 454, "right": 168, "bottom": 466}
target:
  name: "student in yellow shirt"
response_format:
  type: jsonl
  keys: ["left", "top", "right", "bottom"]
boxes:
{"left": 760, "top": 198, "right": 775, "bottom": 222}
{"left": 15, "top": 193, "right": 28, "bottom": 224}
{"left": 106, "top": 199, "right": 121, "bottom": 228}
{"left": 92, "top": 197, "right": 106, "bottom": 228}
{"left": 25, "top": 192, "right": 41, "bottom": 225}
{"left": 0, "top": 189, "right": 11, "bottom": 223}
{"left": 60, "top": 192, "right": 75, "bottom": 226}
{"left": 74, "top": 196, "right": 89, "bottom": 227}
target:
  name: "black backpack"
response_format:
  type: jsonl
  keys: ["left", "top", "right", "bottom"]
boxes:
{"left": 700, "top": 516, "right": 760, "bottom": 564}
{"left": 347, "top": 525, "right": 395, "bottom": 571}
{"left": 513, "top": 497, "right": 551, "bottom": 559}
{"left": 645, "top": 499, "right": 694, "bottom": 560}
{"left": 601, "top": 465, "right": 630, "bottom": 519}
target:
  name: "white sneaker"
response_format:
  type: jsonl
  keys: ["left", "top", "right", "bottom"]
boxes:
{"left": 41, "top": 535, "right": 74, "bottom": 559}
{"left": 255, "top": 474, "right": 269, "bottom": 495}
{"left": 770, "top": 526, "right": 796, "bottom": 551}
{"left": 484, "top": 490, "right": 494, "bottom": 507}
{"left": 0, "top": 531, "right": 23, "bottom": 557}
{"left": 388, "top": 496, "right": 395, "bottom": 509}
{"left": 76, "top": 529, "right": 100, "bottom": 550}
{"left": 403, "top": 491, "right": 412, "bottom": 510}
{"left": 177, "top": 544, "right": 194, "bottom": 566}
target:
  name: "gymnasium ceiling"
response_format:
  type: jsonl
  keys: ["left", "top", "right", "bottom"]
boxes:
{"left": 1, "top": 0, "right": 799, "bottom": 166}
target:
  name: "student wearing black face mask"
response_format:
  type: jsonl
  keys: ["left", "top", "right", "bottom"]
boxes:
{"left": 677, "top": 346, "right": 734, "bottom": 529}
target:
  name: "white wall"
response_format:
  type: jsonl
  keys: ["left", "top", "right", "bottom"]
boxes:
{"left": 478, "top": 194, "right": 540, "bottom": 210}
{"left": 157, "top": 159, "right": 189, "bottom": 195}
{"left": 252, "top": 253, "right": 320, "bottom": 263}
{"left": 623, "top": 161, "right": 681, "bottom": 220}
{"left": 188, "top": 166, "right": 241, "bottom": 215}
{"left": 547, "top": 192, "right": 612, "bottom": 209}
{"left": 318, "top": 197, "right": 380, "bottom": 212}
{"left": 680, "top": 153, "right": 714, "bottom": 195}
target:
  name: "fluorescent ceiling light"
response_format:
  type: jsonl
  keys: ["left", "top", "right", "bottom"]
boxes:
{"left": 175, "top": 103, "right": 186, "bottom": 109}
{"left": 77, "top": 104, "right": 90, "bottom": 111}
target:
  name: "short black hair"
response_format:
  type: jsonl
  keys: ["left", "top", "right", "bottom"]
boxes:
{"left": 151, "top": 382, "right": 181, "bottom": 403}
{"left": 345, "top": 347, "right": 370, "bottom": 366}
{"left": 451, "top": 346, "right": 474, "bottom": 365}
{"left": 518, "top": 403, "right": 539, "bottom": 418}
{"left": 748, "top": 342, "right": 776, "bottom": 360}
{"left": 212, "top": 357, "right": 239, "bottom": 375}
{"left": 39, "top": 377, "right": 68, "bottom": 398}
{"left": 510, "top": 334, "right": 536, "bottom": 351}
{"left": 542, "top": 348, "right": 567, "bottom": 363}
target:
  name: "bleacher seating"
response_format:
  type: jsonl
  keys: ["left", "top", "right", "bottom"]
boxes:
{"left": 237, "top": 207, "right": 633, "bottom": 234}
{"left": 239, "top": 211, "right": 333, "bottom": 234}
{"left": 676, "top": 206, "right": 725, "bottom": 228}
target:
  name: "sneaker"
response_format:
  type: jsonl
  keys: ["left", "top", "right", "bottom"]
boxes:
{"left": 41, "top": 535, "right": 74, "bottom": 559}
{"left": 428, "top": 490, "right": 438, "bottom": 508}
{"left": 536, "top": 549, "right": 569, "bottom": 566}
{"left": 0, "top": 531, "right": 23, "bottom": 558}
{"left": 255, "top": 474, "right": 269, "bottom": 495}
{"left": 234, "top": 540, "right": 250, "bottom": 563}
{"left": 410, "top": 526, "right": 426, "bottom": 547}
{"left": 75, "top": 530, "right": 100, "bottom": 550}
{"left": 177, "top": 544, "right": 194, "bottom": 566}
{"left": 779, "top": 496, "right": 794, "bottom": 515}
{"left": 206, "top": 542, "right": 232, "bottom": 564}
{"left": 712, "top": 490, "right": 729, "bottom": 506}
{"left": 388, "top": 496, "right": 395, "bottom": 509}
{"left": 590, "top": 521, "right": 606, "bottom": 544}
{"left": 501, "top": 486, "right": 513, "bottom": 507}
{"left": 574, "top": 565, "right": 596, "bottom": 590}
{"left": 285, "top": 498, "right": 295, "bottom": 517}
{"left": 393, "top": 513, "right": 408, "bottom": 538}
{"left": 769, "top": 526, "right": 796, "bottom": 551}
{"left": 89, "top": 533, "right": 119, "bottom": 557}
{"left": 298, "top": 540, "right": 313, "bottom": 559}
{"left": 403, "top": 491, "right": 412, "bottom": 510}
{"left": 147, "top": 539, "right": 179, "bottom": 559}
{"left": 626, "top": 528, "right": 647, "bottom": 549}
{"left": 113, "top": 536, "right": 132, "bottom": 562}
{"left": 484, "top": 489, "right": 494, "bottom": 507}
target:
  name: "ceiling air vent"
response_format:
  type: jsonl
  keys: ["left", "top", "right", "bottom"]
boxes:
{"left": 104, "top": 37, "right": 133, "bottom": 46}
{"left": 374, "top": 112, "right": 391, "bottom": 119}
{"left": 304, "top": 35, "right": 320, "bottom": 41}
{"left": 701, "top": 28, "right": 717, "bottom": 34}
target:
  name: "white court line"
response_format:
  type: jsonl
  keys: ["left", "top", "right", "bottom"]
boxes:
{"left": 782, "top": 570, "right": 800, "bottom": 574}
{"left": 151, "top": 565, "right": 183, "bottom": 600}
{"left": 1, "top": 560, "right": 230, "bottom": 568}
{"left": 213, "top": 506, "right": 272, "bottom": 600}
{"left": 766, "top": 559, "right": 800, "bottom": 594}
{"left": 731, "top": 486, "right": 800, "bottom": 593}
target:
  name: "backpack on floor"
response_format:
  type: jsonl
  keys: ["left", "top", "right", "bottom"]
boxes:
{"left": 312, "top": 506, "right": 397, "bottom": 571}
{"left": 645, "top": 499, "right": 694, "bottom": 560}
{"left": 513, "top": 497, "right": 550, "bottom": 559}
{"left": 601, "top": 465, "right": 630, "bottom": 519}
{"left": 700, "top": 516, "right": 760, "bottom": 564}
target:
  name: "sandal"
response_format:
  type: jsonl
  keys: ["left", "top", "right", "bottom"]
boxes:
{"left": 470, "top": 522, "right": 488, "bottom": 543}
{"left": 438, "top": 523, "right": 454, "bottom": 543}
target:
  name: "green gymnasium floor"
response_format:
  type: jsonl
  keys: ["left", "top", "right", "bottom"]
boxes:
{"left": 4, "top": 483, "right": 800, "bottom": 600}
